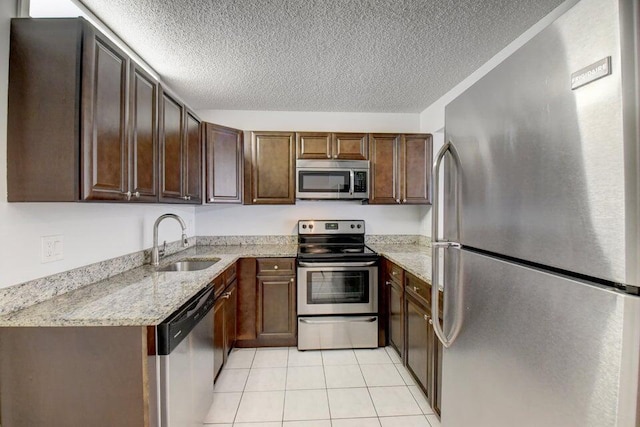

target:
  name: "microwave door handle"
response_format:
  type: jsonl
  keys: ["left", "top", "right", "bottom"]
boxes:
{"left": 349, "top": 170, "right": 354, "bottom": 196}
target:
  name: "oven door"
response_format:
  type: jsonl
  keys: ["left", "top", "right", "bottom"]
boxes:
{"left": 297, "top": 261, "right": 378, "bottom": 315}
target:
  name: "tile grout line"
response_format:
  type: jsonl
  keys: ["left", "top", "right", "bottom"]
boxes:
{"left": 282, "top": 348, "right": 290, "bottom": 423}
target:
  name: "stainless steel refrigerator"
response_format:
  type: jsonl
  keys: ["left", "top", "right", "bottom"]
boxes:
{"left": 432, "top": 0, "right": 640, "bottom": 425}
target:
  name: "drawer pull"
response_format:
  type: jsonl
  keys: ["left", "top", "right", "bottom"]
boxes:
{"left": 413, "top": 286, "right": 419, "bottom": 292}
{"left": 274, "top": 265, "right": 279, "bottom": 270}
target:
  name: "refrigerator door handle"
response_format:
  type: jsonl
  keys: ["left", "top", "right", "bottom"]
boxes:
{"left": 431, "top": 141, "right": 463, "bottom": 348}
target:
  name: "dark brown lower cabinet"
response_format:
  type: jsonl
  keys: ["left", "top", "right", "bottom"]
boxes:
{"left": 256, "top": 275, "right": 297, "bottom": 346}
{"left": 236, "top": 258, "right": 297, "bottom": 348}
{"left": 405, "top": 290, "right": 432, "bottom": 394}
{"left": 213, "top": 266, "right": 238, "bottom": 380}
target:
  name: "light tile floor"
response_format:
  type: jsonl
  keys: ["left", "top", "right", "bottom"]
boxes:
{"left": 204, "top": 346, "right": 441, "bottom": 427}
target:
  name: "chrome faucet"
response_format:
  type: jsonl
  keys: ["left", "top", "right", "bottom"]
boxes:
{"left": 151, "top": 214, "right": 189, "bottom": 266}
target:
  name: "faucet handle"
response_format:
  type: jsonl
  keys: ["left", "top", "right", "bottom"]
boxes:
{"left": 159, "top": 241, "right": 167, "bottom": 257}
{"left": 182, "top": 233, "right": 189, "bottom": 247}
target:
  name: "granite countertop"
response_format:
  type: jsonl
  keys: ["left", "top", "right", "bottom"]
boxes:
{"left": 368, "top": 243, "right": 432, "bottom": 284}
{"left": 0, "top": 245, "right": 297, "bottom": 328}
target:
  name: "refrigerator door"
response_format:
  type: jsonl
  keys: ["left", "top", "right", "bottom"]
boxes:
{"left": 444, "top": 0, "right": 639, "bottom": 287}
{"left": 441, "top": 248, "right": 640, "bottom": 427}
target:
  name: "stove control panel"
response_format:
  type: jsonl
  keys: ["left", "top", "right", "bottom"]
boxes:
{"left": 298, "top": 220, "right": 365, "bottom": 235}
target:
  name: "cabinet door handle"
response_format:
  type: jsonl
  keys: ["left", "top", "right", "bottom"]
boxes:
{"left": 429, "top": 318, "right": 433, "bottom": 325}
{"left": 385, "top": 281, "right": 391, "bottom": 286}
{"left": 274, "top": 265, "right": 279, "bottom": 270}
{"left": 423, "top": 314, "right": 429, "bottom": 321}
{"left": 290, "top": 278, "right": 294, "bottom": 282}
{"left": 403, "top": 198, "right": 407, "bottom": 203}
{"left": 391, "top": 271, "right": 397, "bottom": 276}
{"left": 396, "top": 198, "right": 400, "bottom": 204}
{"left": 133, "top": 191, "right": 140, "bottom": 198}
{"left": 220, "top": 292, "right": 231, "bottom": 300}
{"left": 253, "top": 198, "right": 257, "bottom": 203}
{"left": 413, "top": 286, "right": 419, "bottom": 292}
{"left": 122, "top": 191, "right": 132, "bottom": 200}
{"left": 333, "top": 154, "right": 337, "bottom": 159}
{"left": 208, "top": 198, "right": 214, "bottom": 203}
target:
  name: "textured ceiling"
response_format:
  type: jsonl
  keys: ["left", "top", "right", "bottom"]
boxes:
{"left": 78, "top": 0, "right": 565, "bottom": 113}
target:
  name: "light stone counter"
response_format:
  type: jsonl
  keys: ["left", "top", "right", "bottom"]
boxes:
{"left": 368, "top": 243, "right": 432, "bottom": 284}
{"left": 0, "top": 245, "right": 297, "bottom": 327}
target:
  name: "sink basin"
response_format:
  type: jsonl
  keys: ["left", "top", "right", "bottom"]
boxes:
{"left": 156, "top": 259, "right": 220, "bottom": 272}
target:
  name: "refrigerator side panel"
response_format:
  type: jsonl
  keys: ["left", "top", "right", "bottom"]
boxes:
{"left": 444, "top": 0, "right": 637, "bottom": 286}
{"left": 441, "top": 248, "right": 640, "bottom": 427}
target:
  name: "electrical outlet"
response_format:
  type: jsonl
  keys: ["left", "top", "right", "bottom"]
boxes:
{"left": 41, "top": 235, "right": 64, "bottom": 263}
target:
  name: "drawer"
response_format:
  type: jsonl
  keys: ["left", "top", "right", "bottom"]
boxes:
{"left": 257, "top": 258, "right": 295, "bottom": 275}
{"left": 405, "top": 272, "right": 430, "bottom": 306}
{"left": 212, "top": 273, "right": 225, "bottom": 298}
{"left": 224, "top": 262, "right": 237, "bottom": 286}
{"left": 386, "top": 260, "right": 404, "bottom": 286}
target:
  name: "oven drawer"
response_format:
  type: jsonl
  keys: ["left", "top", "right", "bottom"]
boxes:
{"left": 257, "top": 258, "right": 296, "bottom": 275}
{"left": 298, "top": 316, "right": 378, "bottom": 350}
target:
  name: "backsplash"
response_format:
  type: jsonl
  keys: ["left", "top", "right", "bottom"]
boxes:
{"left": 196, "top": 235, "right": 297, "bottom": 246}
{"left": 0, "top": 237, "right": 196, "bottom": 316}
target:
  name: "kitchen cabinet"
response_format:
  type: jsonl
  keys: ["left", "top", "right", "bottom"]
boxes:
{"left": 7, "top": 18, "right": 139, "bottom": 202}
{"left": 244, "top": 131, "right": 296, "bottom": 204}
{"left": 129, "top": 63, "right": 159, "bottom": 202}
{"left": 236, "top": 258, "right": 297, "bottom": 347}
{"left": 0, "top": 326, "right": 153, "bottom": 426}
{"left": 404, "top": 271, "right": 443, "bottom": 417}
{"left": 256, "top": 258, "right": 297, "bottom": 346}
{"left": 213, "top": 263, "right": 238, "bottom": 379}
{"left": 369, "top": 133, "right": 432, "bottom": 205}
{"left": 204, "top": 122, "right": 243, "bottom": 203}
{"left": 296, "top": 132, "right": 368, "bottom": 160}
{"left": 159, "top": 88, "right": 202, "bottom": 204}
{"left": 385, "top": 260, "right": 405, "bottom": 359}
{"left": 159, "top": 94, "right": 203, "bottom": 204}
{"left": 405, "top": 290, "right": 432, "bottom": 396}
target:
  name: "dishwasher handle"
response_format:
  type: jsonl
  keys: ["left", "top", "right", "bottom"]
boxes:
{"left": 156, "top": 285, "right": 215, "bottom": 356}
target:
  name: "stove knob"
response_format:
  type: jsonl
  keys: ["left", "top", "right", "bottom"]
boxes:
{"left": 309, "top": 224, "right": 314, "bottom": 229}
{"left": 302, "top": 224, "right": 307, "bottom": 229}
{"left": 350, "top": 224, "right": 355, "bottom": 229}
{"left": 357, "top": 224, "right": 362, "bottom": 229}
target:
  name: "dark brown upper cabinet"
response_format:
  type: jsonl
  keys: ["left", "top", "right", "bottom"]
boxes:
{"left": 296, "top": 132, "right": 368, "bottom": 160}
{"left": 244, "top": 131, "right": 295, "bottom": 205}
{"left": 204, "top": 122, "right": 243, "bottom": 204}
{"left": 158, "top": 88, "right": 202, "bottom": 204}
{"left": 129, "top": 63, "right": 158, "bottom": 202}
{"left": 7, "top": 18, "right": 144, "bottom": 202}
{"left": 369, "top": 133, "right": 432, "bottom": 205}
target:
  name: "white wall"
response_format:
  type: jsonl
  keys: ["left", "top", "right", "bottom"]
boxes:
{"left": 419, "top": 0, "right": 579, "bottom": 134}
{"left": 195, "top": 109, "right": 428, "bottom": 237}
{"left": 0, "top": 2, "right": 195, "bottom": 289}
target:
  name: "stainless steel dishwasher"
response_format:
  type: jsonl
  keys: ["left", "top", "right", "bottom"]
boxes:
{"left": 156, "top": 283, "right": 215, "bottom": 427}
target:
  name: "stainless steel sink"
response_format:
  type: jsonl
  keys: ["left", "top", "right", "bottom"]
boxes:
{"left": 156, "top": 259, "right": 220, "bottom": 272}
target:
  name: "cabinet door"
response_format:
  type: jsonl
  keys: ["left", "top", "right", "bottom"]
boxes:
{"left": 296, "top": 132, "right": 332, "bottom": 159}
{"left": 224, "top": 281, "right": 237, "bottom": 363}
{"left": 184, "top": 110, "right": 202, "bottom": 203}
{"left": 405, "top": 293, "right": 431, "bottom": 396}
{"left": 213, "top": 297, "right": 225, "bottom": 379}
{"left": 332, "top": 133, "right": 368, "bottom": 160}
{"left": 256, "top": 275, "right": 296, "bottom": 345}
{"left": 388, "top": 279, "right": 404, "bottom": 359}
{"left": 81, "top": 30, "right": 129, "bottom": 201}
{"left": 248, "top": 132, "right": 295, "bottom": 204}
{"left": 129, "top": 63, "right": 157, "bottom": 202}
{"left": 205, "top": 123, "right": 243, "bottom": 203}
{"left": 400, "top": 134, "right": 432, "bottom": 204}
{"left": 159, "top": 91, "right": 184, "bottom": 202}
{"left": 369, "top": 134, "right": 400, "bottom": 204}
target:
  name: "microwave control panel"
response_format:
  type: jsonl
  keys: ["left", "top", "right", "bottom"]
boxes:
{"left": 354, "top": 171, "right": 367, "bottom": 193}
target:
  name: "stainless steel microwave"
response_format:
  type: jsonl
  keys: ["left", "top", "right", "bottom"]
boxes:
{"left": 296, "top": 160, "right": 369, "bottom": 200}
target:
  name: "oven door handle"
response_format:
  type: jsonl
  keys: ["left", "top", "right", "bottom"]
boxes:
{"left": 297, "top": 261, "right": 377, "bottom": 268}
{"left": 299, "top": 316, "right": 377, "bottom": 324}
